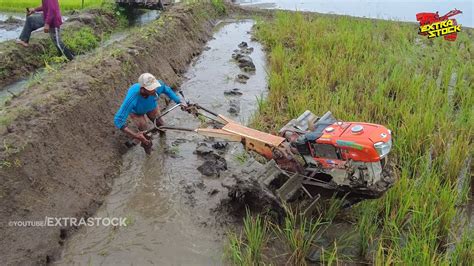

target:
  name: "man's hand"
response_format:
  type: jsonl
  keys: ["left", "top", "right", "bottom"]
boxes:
{"left": 180, "top": 102, "right": 190, "bottom": 112}
{"left": 135, "top": 132, "right": 150, "bottom": 145}
{"left": 44, "top": 24, "right": 50, "bottom": 33}
{"left": 26, "top": 8, "right": 35, "bottom": 16}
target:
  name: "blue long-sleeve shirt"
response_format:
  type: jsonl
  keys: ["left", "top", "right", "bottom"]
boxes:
{"left": 114, "top": 81, "right": 181, "bottom": 129}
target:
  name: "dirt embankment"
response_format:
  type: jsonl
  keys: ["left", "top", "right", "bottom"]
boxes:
{"left": 0, "top": 3, "right": 235, "bottom": 264}
{"left": 0, "top": 9, "right": 118, "bottom": 87}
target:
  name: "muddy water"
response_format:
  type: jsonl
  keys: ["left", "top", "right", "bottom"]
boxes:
{"left": 101, "top": 10, "right": 161, "bottom": 48}
{"left": 56, "top": 20, "right": 267, "bottom": 265}
{"left": 0, "top": 12, "right": 72, "bottom": 42}
{"left": 0, "top": 12, "right": 24, "bottom": 42}
{"left": 129, "top": 10, "right": 160, "bottom": 26}
{"left": 0, "top": 79, "right": 27, "bottom": 106}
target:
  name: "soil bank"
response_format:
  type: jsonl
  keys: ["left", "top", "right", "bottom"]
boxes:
{"left": 0, "top": 8, "right": 119, "bottom": 87}
{"left": 0, "top": 2, "right": 236, "bottom": 264}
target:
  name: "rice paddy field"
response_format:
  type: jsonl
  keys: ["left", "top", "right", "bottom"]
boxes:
{"left": 227, "top": 11, "right": 473, "bottom": 265}
{"left": 0, "top": 0, "right": 105, "bottom": 12}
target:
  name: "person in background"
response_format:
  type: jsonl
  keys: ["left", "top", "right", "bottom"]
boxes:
{"left": 16, "top": 0, "right": 74, "bottom": 61}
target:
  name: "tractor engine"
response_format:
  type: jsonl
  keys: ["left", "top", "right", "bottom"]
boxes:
{"left": 279, "top": 111, "right": 393, "bottom": 198}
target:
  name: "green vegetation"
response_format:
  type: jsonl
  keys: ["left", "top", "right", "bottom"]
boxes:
{"left": 234, "top": 151, "right": 249, "bottom": 164}
{"left": 39, "top": 26, "right": 100, "bottom": 64}
{"left": 246, "top": 11, "right": 473, "bottom": 264}
{"left": 210, "top": 0, "right": 226, "bottom": 15}
{"left": 227, "top": 212, "right": 268, "bottom": 265}
{"left": 63, "top": 26, "right": 100, "bottom": 54}
{"left": 0, "top": 0, "right": 106, "bottom": 12}
{"left": 226, "top": 208, "right": 327, "bottom": 265}
{"left": 276, "top": 207, "right": 324, "bottom": 265}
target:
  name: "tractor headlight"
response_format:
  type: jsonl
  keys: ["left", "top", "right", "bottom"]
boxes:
{"left": 374, "top": 139, "right": 392, "bottom": 158}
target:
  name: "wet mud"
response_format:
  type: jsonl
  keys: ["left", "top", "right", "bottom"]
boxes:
{"left": 54, "top": 19, "right": 268, "bottom": 265}
{"left": 0, "top": 3, "right": 231, "bottom": 264}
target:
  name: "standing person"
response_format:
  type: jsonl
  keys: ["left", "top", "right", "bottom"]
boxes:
{"left": 16, "top": 0, "right": 74, "bottom": 61}
{"left": 114, "top": 73, "right": 187, "bottom": 154}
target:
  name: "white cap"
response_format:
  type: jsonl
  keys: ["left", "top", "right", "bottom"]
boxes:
{"left": 138, "top": 73, "right": 160, "bottom": 91}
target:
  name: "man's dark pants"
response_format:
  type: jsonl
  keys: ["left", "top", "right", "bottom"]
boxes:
{"left": 19, "top": 13, "right": 75, "bottom": 61}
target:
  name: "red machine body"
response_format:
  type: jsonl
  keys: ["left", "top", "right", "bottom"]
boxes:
{"left": 310, "top": 122, "right": 390, "bottom": 169}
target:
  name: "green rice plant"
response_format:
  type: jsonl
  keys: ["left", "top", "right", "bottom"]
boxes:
{"left": 243, "top": 211, "right": 268, "bottom": 263}
{"left": 226, "top": 211, "right": 268, "bottom": 265}
{"left": 320, "top": 242, "right": 339, "bottom": 265}
{"left": 227, "top": 231, "right": 248, "bottom": 265}
{"left": 254, "top": 10, "right": 473, "bottom": 264}
{"left": 357, "top": 203, "right": 378, "bottom": 258}
{"left": 322, "top": 196, "right": 344, "bottom": 223}
{"left": 234, "top": 151, "right": 249, "bottom": 164}
{"left": 374, "top": 241, "right": 395, "bottom": 266}
{"left": 275, "top": 206, "right": 324, "bottom": 265}
{"left": 444, "top": 228, "right": 474, "bottom": 265}
{"left": 210, "top": 0, "right": 226, "bottom": 15}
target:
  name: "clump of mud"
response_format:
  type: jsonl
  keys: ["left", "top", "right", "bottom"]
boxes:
{"left": 235, "top": 74, "right": 250, "bottom": 84}
{"left": 228, "top": 99, "right": 241, "bottom": 115}
{"left": 214, "top": 158, "right": 285, "bottom": 222}
{"left": 195, "top": 142, "right": 228, "bottom": 177}
{"left": 232, "top": 41, "right": 256, "bottom": 72}
{"left": 224, "top": 88, "right": 243, "bottom": 96}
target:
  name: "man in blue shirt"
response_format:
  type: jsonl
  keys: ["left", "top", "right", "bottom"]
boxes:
{"left": 114, "top": 73, "right": 184, "bottom": 154}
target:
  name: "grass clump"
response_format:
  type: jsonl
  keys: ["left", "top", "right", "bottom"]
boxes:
{"left": 63, "top": 26, "right": 100, "bottom": 54}
{"left": 211, "top": 0, "right": 226, "bottom": 15}
{"left": 226, "top": 211, "right": 268, "bottom": 265}
{"left": 226, "top": 207, "right": 327, "bottom": 265}
{"left": 253, "top": 11, "right": 473, "bottom": 264}
{"left": 39, "top": 26, "right": 100, "bottom": 64}
{"left": 234, "top": 151, "right": 249, "bottom": 164}
{"left": 276, "top": 207, "right": 324, "bottom": 265}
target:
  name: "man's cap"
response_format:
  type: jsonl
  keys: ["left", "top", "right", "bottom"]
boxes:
{"left": 138, "top": 73, "right": 160, "bottom": 91}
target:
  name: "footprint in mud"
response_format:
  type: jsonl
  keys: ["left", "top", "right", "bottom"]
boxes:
{"left": 163, "top": 145, "right": 181, "bottom": 158}
{"left": 171, "top": 138, "right": 188, "bottom": 146}
{"left": 224, "top": 88, "right": 243, "bottom": 96}
{"left": 162, "top": 138, "right": 189, "bottom": 158}
{"left": 228, "top": 99, "right": 240, "bottom": 115}
{"left": 194, "top": 142, "right": 228, "bottom": 177}
{"left": 180, "top": 179, "right": 205, "bottom": 208}
{"left": 235, "top": 74, "right": 250, "bottom": 84}
{"left": 232, "top": 41, "right": 256, "bottom": 73}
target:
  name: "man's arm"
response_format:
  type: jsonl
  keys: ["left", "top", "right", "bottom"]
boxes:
{"left": 27, "top": 4, "right": 42, "bottom": 16}
{"left": 157, "top": 81, "right": 181, "bottom": 104}
{"left": 121, "top": 126, "right": 149, "bottom": 144}
{"left": 114, "top": 92, "right": 149, "bottom": 142}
